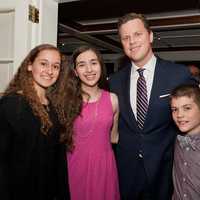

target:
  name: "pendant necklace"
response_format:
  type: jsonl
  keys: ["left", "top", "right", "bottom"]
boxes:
{"left": 78, "top": 90, "right": 101, "bottom": 138}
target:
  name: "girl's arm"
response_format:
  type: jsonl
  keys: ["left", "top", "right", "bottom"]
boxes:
{"left": 110, "top": 92, "right": 119, "bottom": 144}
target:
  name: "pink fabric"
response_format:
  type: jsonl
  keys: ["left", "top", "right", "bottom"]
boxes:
{"left": 67, "top": 90, "right": 120, "bottom": 200}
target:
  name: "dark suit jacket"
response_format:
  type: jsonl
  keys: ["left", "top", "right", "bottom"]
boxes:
{"left": 0, "top": 94, "right": 70, "bottom": 200}
{"left": 109, "top": 57, "right": 196, "bottom": 200}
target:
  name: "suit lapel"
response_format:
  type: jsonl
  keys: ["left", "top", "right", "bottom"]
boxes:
{"left": 144, "top": 58, "right": 165, "bottom": 130}
{"left": 119, "top": 65, "right": 139, "bottom": 131}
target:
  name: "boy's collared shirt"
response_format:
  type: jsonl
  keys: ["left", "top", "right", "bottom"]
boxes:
{"left": 172, "top": 133, "right": 200, "bottom": 200}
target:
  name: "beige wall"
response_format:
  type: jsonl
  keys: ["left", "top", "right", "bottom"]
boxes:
{"left": 0, "top": 0, "right": 58, "bottom": 93}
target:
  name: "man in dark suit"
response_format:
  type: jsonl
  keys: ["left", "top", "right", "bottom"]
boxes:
{"left": 109, "top": 13, "right": 196, "bottom": 200}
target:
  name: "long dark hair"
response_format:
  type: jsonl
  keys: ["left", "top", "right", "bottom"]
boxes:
{"left": 60, "top": 45, "right": 108, "bottom": 149}
{"left": 52, "top": 63, "right": 82, "bottom": 150}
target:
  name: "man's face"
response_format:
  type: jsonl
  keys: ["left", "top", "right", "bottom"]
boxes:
{"left": 119, "top": 18, "right": 153, "bottom": 67}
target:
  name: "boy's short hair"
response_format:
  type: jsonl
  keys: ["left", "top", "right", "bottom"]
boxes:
{"left": 170, "top": 84, "right": 200, "bottom": 109}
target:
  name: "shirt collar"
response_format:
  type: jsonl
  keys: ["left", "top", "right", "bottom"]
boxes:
{"left": 177, "top": 134, "right": 200, "bottom": 150}
{"left": 131, "top": 54, "right": 156, "bottom": 75}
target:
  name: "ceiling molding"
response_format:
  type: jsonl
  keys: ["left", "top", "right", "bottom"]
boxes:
{"left": 58, "top": 1, "right": 200, "bottom": 56}
{"left": 58, "top": 23, "right": 122, "bottom": 52}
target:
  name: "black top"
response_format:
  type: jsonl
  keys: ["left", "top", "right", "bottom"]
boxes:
{"left": 0, "top": 94, "right": 70, "bottom": 200}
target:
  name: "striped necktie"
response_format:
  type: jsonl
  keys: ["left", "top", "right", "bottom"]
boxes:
{"left": 136, "top": 68, "right": 148, "bottom": 129}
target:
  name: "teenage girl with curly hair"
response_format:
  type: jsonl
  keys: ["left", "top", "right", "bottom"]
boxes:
{"left": 0, "top": 44, "right": 80, "bottom": 200}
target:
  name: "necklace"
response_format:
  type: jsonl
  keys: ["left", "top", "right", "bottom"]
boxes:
{"left": 77, "top": 90, "right": 101, "bottom": 138}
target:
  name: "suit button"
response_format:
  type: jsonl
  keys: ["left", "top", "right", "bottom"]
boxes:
{"left": 138, "top": 153, "right": 143, "bottom": 158}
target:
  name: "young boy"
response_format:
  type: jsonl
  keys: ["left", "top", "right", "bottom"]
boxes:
{"left": 170, "top": 84, "right": 200, "bottom": 199}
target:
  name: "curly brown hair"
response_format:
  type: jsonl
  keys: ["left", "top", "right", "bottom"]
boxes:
{"left": 51, "top": 64, "right": 82, "bottom": 150}
{"left": 3, "top": 43, "right": 79, "bottom": 149}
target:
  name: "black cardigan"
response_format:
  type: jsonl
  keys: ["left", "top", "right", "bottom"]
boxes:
{"left": 0, "top": 94, "right": 70, "bottom": 200}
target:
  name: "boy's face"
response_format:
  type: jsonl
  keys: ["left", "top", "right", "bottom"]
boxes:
{"left": 171, "top": 96, "right": 200, "bottom": 135}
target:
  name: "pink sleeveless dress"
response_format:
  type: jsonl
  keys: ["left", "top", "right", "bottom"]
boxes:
{"left": 67, "top": 90, "right": 120, "bottom": 200}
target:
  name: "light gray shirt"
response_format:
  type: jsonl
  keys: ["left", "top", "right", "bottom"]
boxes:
{"left": 172, "top": 134, "right": 200, "bottom": 200}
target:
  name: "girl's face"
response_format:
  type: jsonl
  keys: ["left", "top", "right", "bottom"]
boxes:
{"left": 28, "top": 49, "right": 61, "bottom": 92}
{"left": 74, "top": 50, "right": 101, "bottom": 89}
{"left": 171, "top": 96, "right": 200, "bottom": 135}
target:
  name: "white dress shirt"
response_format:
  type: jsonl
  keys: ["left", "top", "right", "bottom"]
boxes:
{"left": 130, "top": 55, "right": 157, "bottom": 118}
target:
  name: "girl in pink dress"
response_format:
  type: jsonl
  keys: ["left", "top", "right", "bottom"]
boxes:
{"left": 67, "top": 45, "right": 120, "bottom": 200}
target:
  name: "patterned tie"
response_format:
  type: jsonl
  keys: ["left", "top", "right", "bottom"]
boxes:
{"left": 136, "top": 68, "right": 148, "bottom": 129}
